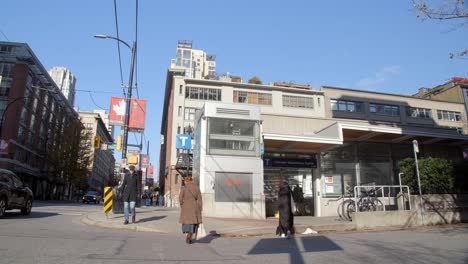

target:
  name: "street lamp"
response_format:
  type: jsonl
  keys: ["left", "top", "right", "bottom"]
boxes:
{"left": 94, "top": 34, "right": 137, "bottom": 160}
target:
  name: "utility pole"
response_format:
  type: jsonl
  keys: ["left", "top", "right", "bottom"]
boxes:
{"left": 121, "top": 41, "right": 137, "bottom": 160}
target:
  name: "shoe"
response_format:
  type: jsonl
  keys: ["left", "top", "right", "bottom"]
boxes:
{"left": 123, "top": 220, "right": 129, "bottom": 225}
{"left": 287, "top": 230, "right": 291, "bottom": 239}
{"left": 281, "top": 233, "right": 285, "bottom": 238}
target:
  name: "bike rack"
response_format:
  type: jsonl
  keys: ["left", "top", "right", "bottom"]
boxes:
{"left": 353, "top": 185, "right": 411, "bottom": 212}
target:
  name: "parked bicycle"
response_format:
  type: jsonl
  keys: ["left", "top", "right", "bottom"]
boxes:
{"left": 346, "top": 187, "right": 384, "bottom": 220}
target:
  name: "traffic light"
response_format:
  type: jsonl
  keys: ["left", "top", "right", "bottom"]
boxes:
{"left": 94, "top": 136, "right": 101, "bottom": 150}
{"left": 116, "top": 135, "right": 122, "bottom": 151}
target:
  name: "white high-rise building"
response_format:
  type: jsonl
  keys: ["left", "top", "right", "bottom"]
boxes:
{"left": 170, "top": 41, "right": 216, "bottom": 79}
{"left": 48, "top": 66, "right": 76, "bottom": 106}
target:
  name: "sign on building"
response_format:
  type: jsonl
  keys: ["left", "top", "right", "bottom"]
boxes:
{"left": 176, "top": 134, "right": 192, "bottom": 150}
{"left": 141, "top": 154, "right": 150, "bottom": 168}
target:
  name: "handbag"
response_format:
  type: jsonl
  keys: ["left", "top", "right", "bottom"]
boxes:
{"left": 195, "top": 223, "right": 207, "bottom": 239}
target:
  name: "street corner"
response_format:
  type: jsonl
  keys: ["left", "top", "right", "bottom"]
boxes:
{"left": 80, "top": 213, "right": 168, "bottom": 233}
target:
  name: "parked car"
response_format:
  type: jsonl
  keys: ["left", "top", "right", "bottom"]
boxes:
{"left": 0, "top": 169, "right": 33, "bottom": 217}
{"left": 82, "top": 191, "right": 102, "bottom": 204}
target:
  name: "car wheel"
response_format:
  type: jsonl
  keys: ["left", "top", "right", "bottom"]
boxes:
{"left": 0, "top": 197, "right": 6, "bottom": 217}
{"left": 21, "top": 199, "right": 32, "bottom": 215}
{"left": 97, "top": 201, "right": 100, "bottom": 205}
{"left": 82, "top": 201, "right": 85, "bottom": 204}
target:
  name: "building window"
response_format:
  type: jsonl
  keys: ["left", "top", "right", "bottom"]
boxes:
{"left": 175, "top": 174, "right": 179, "bottom": 184}
{"left": 179, "top": 85, "right": 183, "bottom": 95}
{"left": 207, "top": 118, "right": 260, "bottom": 157}
{"left": 233, "top": 91, "right": 272, "bottom": 105}
{"left": 185, "top": 86, "right": 222, "bottom": 101}
{"left": 369, "top": 103, "right": 400, "bottom": 116}
{"left": 318, "top": 97, "right": 321, "bottom": 107}
{"left": 406, "top": 107, "right": 432, "bottom": 119}
{"left": 184, "top": 107, "right": 197, "bottom": 121}
{"left": 177, "top": 126, "right": 181, "bottom": 134}
{"left": 330, "top": 99, "right": 363, "bottom": 112}
{"left": 437, "top": 110, "right": 461, "bottom": 121}
{"left": 178, "top": 106, "right": 182, "bottom": 117}
{"left": 283, "top": 95, "right": 314, "bottom": 109}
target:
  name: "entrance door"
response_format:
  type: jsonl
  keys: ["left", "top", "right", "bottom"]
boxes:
{"left": 264, "top": 168, "right": 314, "bottom": 217}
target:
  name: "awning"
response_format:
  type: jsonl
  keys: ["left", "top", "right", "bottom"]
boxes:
{"left": 263, "top": 122, "right": 468, "bottom": 153}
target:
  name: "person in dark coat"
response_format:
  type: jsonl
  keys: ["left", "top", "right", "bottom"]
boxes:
{"left": 121, "top": 165, "right": 139, "bottom": 224}
{"left": 276, "top": 180, "right": 294, "bottom": 238}
{"left": 179, "top": 176, "right": 203, "bottom": 244}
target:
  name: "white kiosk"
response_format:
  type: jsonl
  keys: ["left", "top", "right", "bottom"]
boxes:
{"left": 193, "top": 102, "right": 265, "bottom": 219}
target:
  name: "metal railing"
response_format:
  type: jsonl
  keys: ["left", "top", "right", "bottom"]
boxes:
{"left": 353, "top": 185, "right": 411, "bottom": 212}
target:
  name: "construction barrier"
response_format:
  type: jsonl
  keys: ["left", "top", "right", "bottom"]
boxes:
{"left": 104, "top": 187, "right": 113, "bottom": 213}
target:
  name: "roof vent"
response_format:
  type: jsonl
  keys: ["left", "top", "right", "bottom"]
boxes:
{"left": 216, "top": 108, "right": 249, "bottom": 116}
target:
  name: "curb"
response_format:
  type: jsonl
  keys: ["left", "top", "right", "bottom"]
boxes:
{"left": 80, "top": 215, "right": 167, "bottom": 233}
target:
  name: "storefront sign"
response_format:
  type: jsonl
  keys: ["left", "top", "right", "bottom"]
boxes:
{"left": 325, "top": 176, "right": 333, "bottom": 184}
{"left": 263, "top": 157, "right": 317, "bottom": 168}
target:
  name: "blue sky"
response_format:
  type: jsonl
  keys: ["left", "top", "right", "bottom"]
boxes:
{"left": 1, "top": 0, "right": 467, "bottom": 167}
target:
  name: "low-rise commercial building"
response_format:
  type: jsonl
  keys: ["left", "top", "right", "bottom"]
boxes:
{"left": 160, "top": 69, "right": 468, "bottom": 218}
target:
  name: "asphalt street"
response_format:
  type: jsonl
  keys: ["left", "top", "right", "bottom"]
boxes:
{"left": 0, "top": 202, "right": 467, "bottom": 264}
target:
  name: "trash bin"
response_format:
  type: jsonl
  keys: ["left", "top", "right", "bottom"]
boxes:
{"left": 112, "top": 186, "right": 124, "bottom": 214}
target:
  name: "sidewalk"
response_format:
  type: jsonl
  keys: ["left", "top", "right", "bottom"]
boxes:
{"left": 81, "top": 206, "right": 356, "bottom": 237}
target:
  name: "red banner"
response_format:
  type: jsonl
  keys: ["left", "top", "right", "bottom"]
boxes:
{"left": 129, "top": 99, "right": 146, "bottom": 132}
{"left": 148, "top": 165, "right": 154, "bottom": 176}
{"left": 109, "top": 97, "right": 126, "bottom": 126}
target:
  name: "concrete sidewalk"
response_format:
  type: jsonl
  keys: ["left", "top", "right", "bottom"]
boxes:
{"left": 81, "top": 206, "right": 356, "bottom": 237}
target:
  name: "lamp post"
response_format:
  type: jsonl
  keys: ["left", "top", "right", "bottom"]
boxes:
{"left": 94, "top": 34, "right": 136, "bottom": 160}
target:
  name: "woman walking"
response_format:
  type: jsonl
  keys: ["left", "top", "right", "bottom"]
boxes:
{"left": 276, "top": 180, "right": 294, "bottom": 238}
{"left": 179, "top": 176, "right": 203, "bottom": 244}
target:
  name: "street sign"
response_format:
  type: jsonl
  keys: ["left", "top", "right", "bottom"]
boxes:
{"left": 176, "top": 134, "right": 192, "bottom": 150}
{"left": 108, "top": 144, "right": 116, "bottom": 150}
{"left": 412, "top": 139, "right": 419, "bottom": 153}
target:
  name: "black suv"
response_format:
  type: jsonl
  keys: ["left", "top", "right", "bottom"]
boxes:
{"left": 82, "top": 191, "right": 102, "bottom": 204}
{"left": 0, "top": 169, "right": 33, "bottom": 217}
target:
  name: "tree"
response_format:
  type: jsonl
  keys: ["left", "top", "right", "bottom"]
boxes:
{"left": 413, "top": 0, "right": 468, "bottom": 58}
{"left": 400, "top": 157, "right": 455, "bottom": 194}
{"left": 248, "top": 76, "right": 263, "bottom": 84}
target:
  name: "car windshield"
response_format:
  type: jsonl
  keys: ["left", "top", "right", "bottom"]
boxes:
{"left": 86, "top": 191, "right": 98, "bottom": 196}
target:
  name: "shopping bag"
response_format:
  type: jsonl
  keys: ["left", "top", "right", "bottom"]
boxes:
{"left": 196, "top": 223, "right": 207, "bottom": 239}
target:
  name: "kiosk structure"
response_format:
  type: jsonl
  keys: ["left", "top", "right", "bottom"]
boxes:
{"left": 193, "top": 102, "right": 265, "bottom": 219}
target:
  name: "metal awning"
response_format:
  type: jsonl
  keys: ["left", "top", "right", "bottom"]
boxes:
{"left": 263, "top": 122, "right": 468, "bottom": 153}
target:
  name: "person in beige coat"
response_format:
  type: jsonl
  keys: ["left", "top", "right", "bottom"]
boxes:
{"left": 179, "top": 176, "right": 202, "bottom": 244}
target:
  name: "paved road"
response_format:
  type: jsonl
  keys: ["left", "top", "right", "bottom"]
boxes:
{"left": 0, "top": 202, "right": 467, "bottom": 264}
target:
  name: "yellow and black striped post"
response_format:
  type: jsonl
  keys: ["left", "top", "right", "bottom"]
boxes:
{"left": 104, "top": 187, "right": 113, "bottom": 217}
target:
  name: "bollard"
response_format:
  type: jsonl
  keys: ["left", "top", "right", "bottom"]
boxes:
{"left": 103, "top": 187, "right": 113, "bottom": 218}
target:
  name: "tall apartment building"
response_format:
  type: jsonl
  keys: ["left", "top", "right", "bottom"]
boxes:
{"left": 159, "top": 68, "right": 468, "bottom": 218}
{"left": 170, "top": 41, "right": 216, "bottom": 79}
{"left": 0, "top": 42, "right": 81, "bottom": 200}
{"left": 48, "top": 66, "right": 76, "bottom": 106}
{"left": 78, "top": 111, "right": 115, "bottom": 192}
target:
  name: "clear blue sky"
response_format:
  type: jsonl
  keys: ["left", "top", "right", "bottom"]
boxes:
{"left": 1, "top": 0, "right": 467, "bottom": 167}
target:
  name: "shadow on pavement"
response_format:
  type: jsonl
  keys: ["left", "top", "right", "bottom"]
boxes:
{"left": 248, "top": 236, "right": 342, "bottom": 264}
{"left": 0, "top": 211, "right": 59, "bottom": 219}
{"left": 137, "top": 215, "right": 167, "bottom": 223}
{"left": 196, "top": 231, "right": 221, "bottom": 244}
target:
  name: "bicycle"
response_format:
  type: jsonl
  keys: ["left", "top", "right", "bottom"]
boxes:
{"left": 346, "top": 187, "right": 384, "bottom": 220}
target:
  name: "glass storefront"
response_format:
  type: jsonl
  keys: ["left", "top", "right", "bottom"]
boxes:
{"left": 263, "top": 153, "right": 316, "bottom": 217}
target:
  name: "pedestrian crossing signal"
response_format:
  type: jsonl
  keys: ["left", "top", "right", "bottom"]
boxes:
{"left": 94, "top": 136, "right": 101, "bottom": 150}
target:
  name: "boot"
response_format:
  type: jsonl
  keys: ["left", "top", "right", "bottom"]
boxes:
{"left": 186, "top": 232, "right": 192, "bottom": 244}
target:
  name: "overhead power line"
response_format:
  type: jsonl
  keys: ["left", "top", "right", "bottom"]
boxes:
{"left": 113, "top": 0, "right": 125, "bottom": 91}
